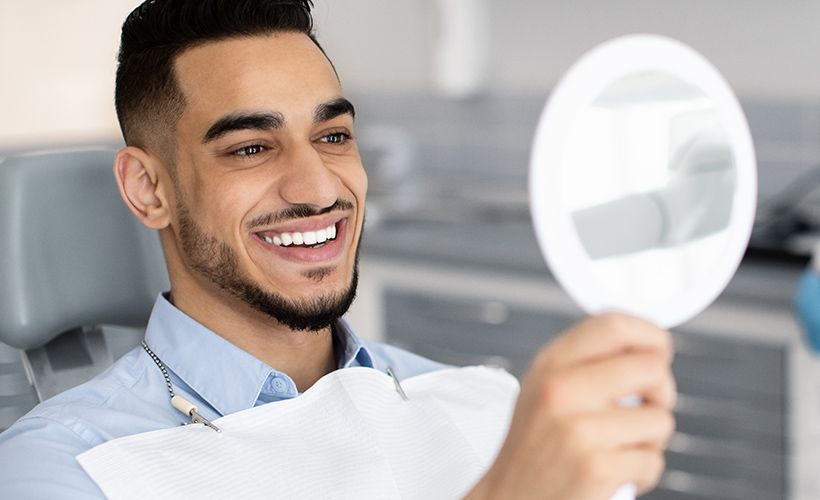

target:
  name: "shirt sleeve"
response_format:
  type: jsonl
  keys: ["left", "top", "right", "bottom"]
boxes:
{"left": 0, "top": 416, "right": 105, "bottom": 499}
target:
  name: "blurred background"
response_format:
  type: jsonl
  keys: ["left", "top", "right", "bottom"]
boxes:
{"left": 2, "top": 1, "right": 820, "bottom": 499}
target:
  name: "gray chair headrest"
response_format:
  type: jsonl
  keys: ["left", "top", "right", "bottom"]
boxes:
{"left": 0, "top": 149, "right": 168, "bottom": 350}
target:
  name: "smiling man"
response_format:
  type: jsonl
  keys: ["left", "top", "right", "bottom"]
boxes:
{"left": 0, "top": 1, "right": 676, "bottom": 498}
{"left": 118, "top": 29, "right": 377, "bottom": 392}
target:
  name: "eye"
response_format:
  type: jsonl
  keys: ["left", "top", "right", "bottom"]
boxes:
{"left": 231, "top": 144, "right": 267, "bottom": 158}
{"left": 319, "top": 131, "right": 351, "bottom": 145}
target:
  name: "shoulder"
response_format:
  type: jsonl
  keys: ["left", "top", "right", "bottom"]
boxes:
{"left": 0, "top": 351, "right": 162, "bottom": 466}
{"left": 0, "top": 412, "right": 106, "bottom": 498}
{"left": 8, "top": 347, "right": 153, "bottom": 444}
{"left": 0, "top": 346, "right": 174, "bottom": 498}
{"left": 1, "top": 347, "right": 152, "bottom": 444}
{"left": 363, "top": 340, "right": 451, "bottom": 380}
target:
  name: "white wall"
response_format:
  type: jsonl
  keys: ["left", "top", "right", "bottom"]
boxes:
{"left": 316, "top": 0, "right": 820, "bottom": 100}
{"left": 491, "top": 0, "right": 820, "bottom": 100}
{"left": 2, "top": 1, "right": 820, "bottom": 148}
{"left": 0, "top": 1, "right": 137, "bottom": 149}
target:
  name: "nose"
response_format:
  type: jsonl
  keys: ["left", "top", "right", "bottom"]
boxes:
{"left": 277, "top": 144, "right": 340, "bottom": 210}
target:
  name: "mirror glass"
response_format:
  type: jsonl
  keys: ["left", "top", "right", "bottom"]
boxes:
{"left": 530, "top": 35, "right": 757, "bottom": 328}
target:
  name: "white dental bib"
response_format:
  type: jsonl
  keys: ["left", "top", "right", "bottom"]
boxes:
{"left": 77, "top": 366, "right": 519, "bottom": 500}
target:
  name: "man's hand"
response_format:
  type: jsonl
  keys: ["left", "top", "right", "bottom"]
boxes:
{"left": 467, "top": 313, "right": 676, "bottom": 500}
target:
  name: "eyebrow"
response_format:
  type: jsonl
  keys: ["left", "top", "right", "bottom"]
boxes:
{"left": 201, "top": 97, "right": 356, "bottom": 144}
{"left": 202, "top": 112, "right": 284, "bottom": 143}
{"left": 314, "top": 97, "right": 356, "bottom": 123}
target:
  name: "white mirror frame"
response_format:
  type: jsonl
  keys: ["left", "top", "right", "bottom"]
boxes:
{"left": 529, "top": 34, "right": 757, "bottom": 328}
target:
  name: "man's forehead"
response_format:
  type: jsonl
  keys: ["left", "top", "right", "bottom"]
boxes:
{"left": 173, "top": 33, "right": 341, "bottom": 123}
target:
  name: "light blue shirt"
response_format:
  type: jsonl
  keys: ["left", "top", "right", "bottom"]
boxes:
{"left": 0, "top": 294, "right": 446, "bottom": 499}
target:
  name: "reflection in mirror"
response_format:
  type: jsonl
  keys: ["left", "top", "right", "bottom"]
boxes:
{"left": 560, "top": 73, "right": 737, "bottom": 306}
{"left": 530, "top": 34, "right": 757, "bottom": 328}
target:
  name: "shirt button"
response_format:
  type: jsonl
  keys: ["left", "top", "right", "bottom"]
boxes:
{"left": 272, "top": 377, "right": 288, "bottom": 393}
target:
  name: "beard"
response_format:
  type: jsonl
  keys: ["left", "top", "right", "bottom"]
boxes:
{"left": 175, "top": 201, "right": 359, "bottom": 332}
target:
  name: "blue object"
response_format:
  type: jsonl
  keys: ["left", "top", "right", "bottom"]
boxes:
{"left": 0, "top": 294, "right": 448, "bottom": 498}
{"left": 796, "top": 250, "right": 820, "bottom": 353}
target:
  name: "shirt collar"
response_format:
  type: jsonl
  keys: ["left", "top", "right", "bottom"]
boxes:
{"left": 143, "top": 293, "right": 375, "bottom": 416}
{"left": 334, "top": 318, "right": 375, "bottom": 369}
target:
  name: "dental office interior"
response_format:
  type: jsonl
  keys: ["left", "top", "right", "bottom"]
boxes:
{"left": 2, "top": 1, "right": 820, "bottom": 499}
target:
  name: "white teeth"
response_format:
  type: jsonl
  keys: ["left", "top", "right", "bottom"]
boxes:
{"left": 303, "top": 231, "right": 318, "bottom": 245}
{"left": 265, "top": 223, "right": 338, "bottom": 247}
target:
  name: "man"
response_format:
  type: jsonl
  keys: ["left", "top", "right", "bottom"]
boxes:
{"left": 0, "top": 1, "right": 675, "bottom": 498}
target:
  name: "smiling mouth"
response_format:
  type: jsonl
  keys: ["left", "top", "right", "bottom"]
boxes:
{"left": 257, "top": 222, "right": 338, "bottom": 248}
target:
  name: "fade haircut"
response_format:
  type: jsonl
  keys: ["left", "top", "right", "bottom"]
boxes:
{"left": 115, "top": 0, "right": 321, "bottom": 158}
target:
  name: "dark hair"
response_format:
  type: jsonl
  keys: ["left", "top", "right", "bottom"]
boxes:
{"left": 115, "top": 0, "right": 321, "bottom": 155}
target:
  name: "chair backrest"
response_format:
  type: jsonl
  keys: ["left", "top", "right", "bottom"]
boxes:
{"left": 0, "top": 148, "right": 168, "bottom": 421}
{"left": 0, "top": 148, "right": 168, "bottom": 350}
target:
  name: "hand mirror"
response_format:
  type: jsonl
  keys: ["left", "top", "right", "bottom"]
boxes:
{"left": 529, "top": 35, "right": 757, "bottom": 329}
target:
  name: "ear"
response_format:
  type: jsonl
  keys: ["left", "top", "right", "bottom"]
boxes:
{"left": 113, "top": 146, "right": 171, "bottom": 230}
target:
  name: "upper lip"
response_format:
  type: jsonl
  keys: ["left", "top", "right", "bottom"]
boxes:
{"left": 251, "top": 213, "right": 347, "bottom": 236}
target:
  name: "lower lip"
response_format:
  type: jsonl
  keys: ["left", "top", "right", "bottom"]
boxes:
{"left": 254, "top": 219, "right": 348, "bottom": 264}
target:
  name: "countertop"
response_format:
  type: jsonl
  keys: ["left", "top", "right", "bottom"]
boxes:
{"left": 360, "top": 210, "right": 807, "bottom": 311}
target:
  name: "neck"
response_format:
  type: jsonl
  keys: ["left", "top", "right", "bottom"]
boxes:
{"left": 169, "top": 278, "right": 337, "bottom": 393}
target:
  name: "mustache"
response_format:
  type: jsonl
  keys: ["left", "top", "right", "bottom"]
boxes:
{"left": 245, "top": 199, "right": 355, "bottom": 231}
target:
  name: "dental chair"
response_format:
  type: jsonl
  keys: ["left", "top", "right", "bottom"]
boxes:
{"left": 0, "top": 148, "right": 168, "bottom": 432}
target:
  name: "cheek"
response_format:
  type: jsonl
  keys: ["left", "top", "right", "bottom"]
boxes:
{"left": 343, "top": 165, "right": 368, "bottom": 204}
{"left": 195, "top": 178, "right": 267, "bottom": 237}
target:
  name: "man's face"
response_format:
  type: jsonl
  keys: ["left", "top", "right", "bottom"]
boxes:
{"left": 167, "top": 33, "right": 367, "bottom": 330}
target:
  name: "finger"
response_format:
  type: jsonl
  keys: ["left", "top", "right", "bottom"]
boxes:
{"left": 613, "top": 447, "right": 667, "bottom": 495}
{"left": 572, "top": 445, "right": 667, "bottom": 499}
{"left": 540, "top": 312, "right": 673, "bottom": 371}
{"left": 645, "top": 366, "right": 677, "bottom": 409}
{"left": 547, "top": 352, "right": 676, "bottom": 413}
{"left": 558, "top": 407, "right": 675, "bottom": 454}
